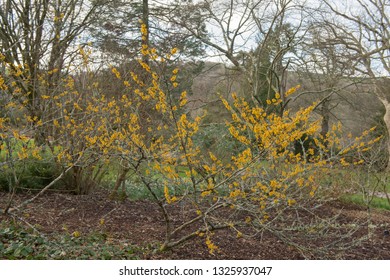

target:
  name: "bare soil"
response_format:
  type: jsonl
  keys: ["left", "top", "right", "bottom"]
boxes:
{"left": 1, "top": 190, "right": 390, "bottom": 259}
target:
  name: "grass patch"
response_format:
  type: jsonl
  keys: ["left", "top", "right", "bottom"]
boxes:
{"left": 339, "top": 168, "right": 390, "bottom": 211}
{"left": 383, "top": 180, "right": 390, "bottom": 193}
{"left": 341, "top": 194, "right": 390, "bottom": 211}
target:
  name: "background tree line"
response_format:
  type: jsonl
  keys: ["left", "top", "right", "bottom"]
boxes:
{"left": 0, "top": 0, "right": 389, "bottom": 256}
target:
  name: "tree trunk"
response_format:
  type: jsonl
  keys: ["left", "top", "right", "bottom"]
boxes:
{"left": 110, "top": 167, "right": 130, "bottom": 199}
{"left": 382, "top": 99, "right": 390, "bottom": 171}
{"left": 320, "top": 100, "right": 330, "bottom": 140}
{"left": 142, "top": 0, "right": 149, "bottom": 64}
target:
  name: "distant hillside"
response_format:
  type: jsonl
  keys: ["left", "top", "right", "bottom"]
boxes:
{"left": 189, "top": 62, "right": 387, "bottom": 140}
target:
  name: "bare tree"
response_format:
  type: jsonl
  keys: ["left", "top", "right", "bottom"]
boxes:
{"left": 319, "top": 0, "right": 390, "bottom": 169}
{"left": 293, "top": 23, "right": 368, "bottom": 141}
{"left": 164, "top": 0, "right": 308, "bottom": 113}
{"left": 0, "top": 0, "right": 103, "bottom": 135}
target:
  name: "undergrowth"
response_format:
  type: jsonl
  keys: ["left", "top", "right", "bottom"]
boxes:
{"left": 0, "top": 221, "right": 140, "bottom": 260}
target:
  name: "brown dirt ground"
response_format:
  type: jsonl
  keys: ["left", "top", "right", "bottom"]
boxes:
{"left": 1, "top": 190, "right": 390, "bottom": 260}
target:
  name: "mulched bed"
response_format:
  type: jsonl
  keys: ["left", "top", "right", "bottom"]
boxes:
{"left": 1, "top": 190, "right": 389, "bottom": 259}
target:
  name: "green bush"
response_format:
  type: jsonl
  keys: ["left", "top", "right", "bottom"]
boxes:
{"left": 193, "top": 123, "right": 245, "bottom": 161}
{"left": 0, "top": 158, "right": 61, "bottom": 192}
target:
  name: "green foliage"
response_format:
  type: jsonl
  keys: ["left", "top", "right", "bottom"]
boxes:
{"left": 341, "top": 194, "right": 390, "bottom": 211}
{"left": 194, "top": 123, "right": 245, "bottom": 161}
{"left": 0, "top": 158, "right": 60, "bottom": 192}
{"left": 367, "top": 112, "right": 389, "bottom": 170}
{"left": 333, "top": 166, "right": 390, "bottom": 211}
{"left": 89, "top": 0, "right": 205, "bottom": 60}
{"left": 0, "top": 137, "right": 107, "bottom": 194}
{"left": 0, "top": 138, "right": 60, "bottom": 192}
{"left": 126, "top": 183, "right": 159, "bottom": 201}
{"left": 0, "top": 222, "right": 139, "bottom": 260}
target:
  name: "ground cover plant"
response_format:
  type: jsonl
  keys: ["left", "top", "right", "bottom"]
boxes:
{"left": 1, "top": 14, "right": 389, "bottom": 259}
{"left": 0, "top": 220, "right": 140, "bottom": 260}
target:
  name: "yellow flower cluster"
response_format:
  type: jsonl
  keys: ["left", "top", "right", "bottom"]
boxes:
{"left": 0, "top": 74, "right": 8, "bottom": 90}
{"left": 1, "top": 20, "right": 384, "bottom": 255}
{"left": 205, "top": 236, "right": 218, "bottom": 255}
{"left": 219, "top": 86, "right": 339, "bottom": 211}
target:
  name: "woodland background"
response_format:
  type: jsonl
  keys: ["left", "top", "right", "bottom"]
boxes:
{"left": 0, "top": 0, "right": 389, "bottom": 259}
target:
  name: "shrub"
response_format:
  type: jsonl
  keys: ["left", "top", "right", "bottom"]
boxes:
{"left": 0, "top": 23, "right": 383, "bottom": 257}
{"left": 0, "top": 158, "right": 60, "bottom": 192}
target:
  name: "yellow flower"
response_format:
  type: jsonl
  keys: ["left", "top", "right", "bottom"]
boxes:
{"left": 164, "top": 185, "right": 172, "bottom": 204}
{"left": 287, "top": 199, "right": 296, "bottom": 206}
{"left": 111, "top": 67, "right": 121, "bottom": 79}
{"left": 205, "top": 236, "right": 218, "bottom": 255}
{"left": 285, "top": 85, "right": 301, "bottom": 96}
{"left": 201, "top": 190, "right": 212, "bottom": 197}
{"left": 340, "top": 158, "right": 350, "bottom": 167}
{"left": 296, "top": 178, "right": 304, "bottom": 187}
{"left": 141, "top": 24, "right": 148, "bottom": 36}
